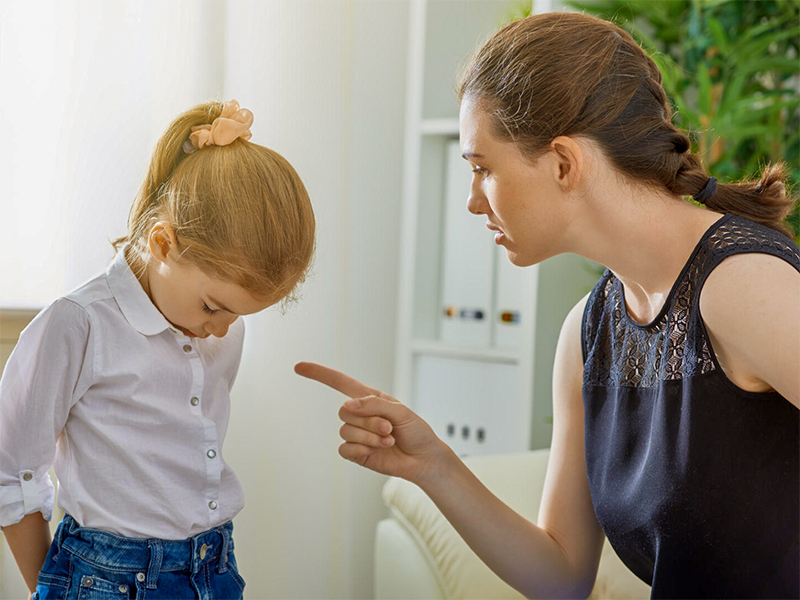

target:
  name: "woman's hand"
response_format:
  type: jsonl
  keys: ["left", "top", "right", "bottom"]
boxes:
{"left": 294, "top": 362, "right": 447, "bottom": 484}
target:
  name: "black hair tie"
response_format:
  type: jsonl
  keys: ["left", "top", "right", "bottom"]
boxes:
{"left": 693, "top": 176, "right": 717, "bottom": 204}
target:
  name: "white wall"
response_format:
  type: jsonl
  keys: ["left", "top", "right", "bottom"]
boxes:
{"left": 222, "top": 2, "right": 407, "bottom": 597}
{"left": 0, "top": 0, "right": 225, "bottom": 308}
{"left": 1, "top": 1, "right": 408, "bottom": 598}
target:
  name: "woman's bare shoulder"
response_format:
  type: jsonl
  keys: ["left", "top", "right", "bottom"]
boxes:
{"left": 700, "top": 252, "right": 800, "bottom": 405}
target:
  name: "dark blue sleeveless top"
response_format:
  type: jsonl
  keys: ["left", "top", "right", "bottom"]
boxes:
{"left": 582, "top": 214, "right": 800, "bottom": 598}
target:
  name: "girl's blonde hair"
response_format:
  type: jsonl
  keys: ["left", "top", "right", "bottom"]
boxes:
{"left": 113, "top": 101, "right": 316, "bottom": 305}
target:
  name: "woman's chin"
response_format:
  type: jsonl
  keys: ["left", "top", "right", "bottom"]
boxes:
{"left": 504, "top": 248, "right": 542, "bottom": 268}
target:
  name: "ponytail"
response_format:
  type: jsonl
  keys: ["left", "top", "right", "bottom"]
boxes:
{"left": 669, "top": 155, "right": 796, "bottom": 238}
{"left": 112, "top": 101, "right": 224, "bottom": 257}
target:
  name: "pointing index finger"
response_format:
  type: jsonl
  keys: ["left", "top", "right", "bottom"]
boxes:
{"left": 294, "top": 362, "right": 394, "bottom": 401}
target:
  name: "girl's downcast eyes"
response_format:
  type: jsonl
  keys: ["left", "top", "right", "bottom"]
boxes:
{"left": 202, "top": 303, "right": 219, "bottom": 315}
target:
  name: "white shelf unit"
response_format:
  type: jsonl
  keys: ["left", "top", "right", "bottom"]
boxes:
{"left": 394, "top": 0, "right": 593, "bottom": 456}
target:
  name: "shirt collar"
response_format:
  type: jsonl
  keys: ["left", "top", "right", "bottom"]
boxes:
{"left": 106, "top": 248, "right": 172, "bottom": 336}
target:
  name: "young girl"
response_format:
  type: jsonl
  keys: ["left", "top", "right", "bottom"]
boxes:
{"left": 0, "top": 99, "right": 315, "bottom": 599}
{"left": 297, "top": 12, "right": 799, "bottom": 599}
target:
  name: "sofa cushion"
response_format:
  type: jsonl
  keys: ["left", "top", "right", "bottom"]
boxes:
{"left": 382, "top": 449, "right": 651, "bottom": 599}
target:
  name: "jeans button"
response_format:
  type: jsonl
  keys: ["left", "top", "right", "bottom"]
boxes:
{"left": 119, "top": 584, "right": 129, "bottom": 593}
{"left": 81, "top": 576, "right": 93, "bottom": 587}
{"left": 136, "top": 572, "right": 146, "bottom": 583}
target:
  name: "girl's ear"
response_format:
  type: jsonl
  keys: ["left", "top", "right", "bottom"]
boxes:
{"left": 147, "top": 221, "right": 178, "bottom": 264}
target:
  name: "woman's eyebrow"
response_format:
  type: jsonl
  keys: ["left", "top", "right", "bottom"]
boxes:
{"left": 462, "top": 151, "right": 485, "bottom": 160}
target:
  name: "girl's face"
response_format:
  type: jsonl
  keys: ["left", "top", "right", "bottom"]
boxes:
{"left": 459, "top": 97, "right": 576, "bottom": 266}
{"left": 142, "top": 225, "right": 274, "bottom": 338}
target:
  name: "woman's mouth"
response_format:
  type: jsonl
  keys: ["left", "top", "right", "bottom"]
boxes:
{"left": 486, "top": 221, "right": 506, "bottom": 244}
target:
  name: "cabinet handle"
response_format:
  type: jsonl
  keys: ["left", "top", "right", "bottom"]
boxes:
{"left": 459, "top": 308, "right": 484, "bottom": 321}
{"left": 499, "top": 311, "right": 521, "bottom": 324}
{"left": 442, "top": 307, "right": 485, "bottom": 321}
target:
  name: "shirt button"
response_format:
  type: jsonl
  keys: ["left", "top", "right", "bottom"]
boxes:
{"left": 136, "top": 572, "right": 146, "bottom": 583}
{"left": 190, "top": 397, "right": 200, "bottom": 406}
{"left": 208, "top": 500, "right": 218, "bottom": 510}
{"left": 82, "top": 576, "right": 93, "bottom": 587}
{"left": 183, "top": 344, "right": 192, "bottom": 353}
{"left": 22, "top": 472, "right": 32, "bottom": 481}
{"left": 207, "top": 449, "right": 217, "bottom": 459}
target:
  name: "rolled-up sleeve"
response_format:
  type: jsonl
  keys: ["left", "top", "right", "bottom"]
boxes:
{"left": 0, "top": 298, "right": 93, "bottom": 527}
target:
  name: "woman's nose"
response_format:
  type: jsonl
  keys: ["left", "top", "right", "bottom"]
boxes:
{"left": 467, "top": 184, "right": 487, "bottom": 215}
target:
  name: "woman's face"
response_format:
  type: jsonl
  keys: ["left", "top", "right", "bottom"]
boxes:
{"left": 459, "top": 97, "right": 574, "bottom": 266}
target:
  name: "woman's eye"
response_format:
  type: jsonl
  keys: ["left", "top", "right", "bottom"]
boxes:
{"left": 202, "top": 303, "right": 218, "bottom": 315}
{"left": 471, "top": 167, "right": 488, "bottom": 177}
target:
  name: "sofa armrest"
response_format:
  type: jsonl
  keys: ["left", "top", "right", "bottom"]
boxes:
{"left": 375, "top": 518, "right": 448, "bottom": 599}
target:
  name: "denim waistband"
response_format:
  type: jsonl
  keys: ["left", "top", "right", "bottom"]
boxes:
{"left": 56, "top": 514, "right": 235, "bottom": 590}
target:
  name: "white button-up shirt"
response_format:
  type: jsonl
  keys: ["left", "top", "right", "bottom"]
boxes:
{"left": 0, "top": 251, "right": 245, "bottom": 539}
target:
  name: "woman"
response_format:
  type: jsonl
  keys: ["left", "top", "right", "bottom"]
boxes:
{"left": 297, "top": 12, "right": 799, "bottom": 599}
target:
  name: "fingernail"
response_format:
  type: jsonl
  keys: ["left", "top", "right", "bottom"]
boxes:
{"left": 344, "top": 398, "right": 361, "bottom": 410}
{"left": 381, "top": 436, "right": 395, "bottom": 446}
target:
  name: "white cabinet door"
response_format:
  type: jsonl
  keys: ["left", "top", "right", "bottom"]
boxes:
{"left": 493, "top": 247, "right": 527, "bottom": 349}
{"left": 439, "top": 139, "right": 494, "bottom": 347}
{"left": 413, "top": 354, "right": 520, "bottom": 456}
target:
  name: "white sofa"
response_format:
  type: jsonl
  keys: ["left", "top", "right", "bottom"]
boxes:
{"left": 374, "top": 449, "right": 651, "bottom": 599}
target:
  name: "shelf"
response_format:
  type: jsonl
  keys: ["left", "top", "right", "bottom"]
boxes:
{"left": 410, "top": 338, "right": 519, "bottom": 364}
{"left": 420, "top": 118, "right": 460, "bottom": 136}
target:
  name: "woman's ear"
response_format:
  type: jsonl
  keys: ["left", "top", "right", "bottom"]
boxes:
{"left": 549, "top": 136, "right": 583, "bottom": 192}
{"left": 147, "top": 221, "right": 178, "bottom": 264}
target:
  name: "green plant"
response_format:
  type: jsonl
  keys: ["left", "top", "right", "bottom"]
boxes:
{"left": 557, "top": 0, "right": 800, "bottom": 242}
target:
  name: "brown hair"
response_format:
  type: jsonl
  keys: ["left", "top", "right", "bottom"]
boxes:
{"left": 457, "top": 12, "right": 797, "bottom": 238}
{"left": 113, "top": 101, "right": 316, "bottom": 306}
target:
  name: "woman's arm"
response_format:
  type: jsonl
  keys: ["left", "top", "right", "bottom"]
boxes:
{"left": 2, "top": 512, "right": 51, "bottom": 593}
{"left": 700, "top": 252, "right": 800, "bottom": 407}
{"left": 410, "top": 295, "right": 604, "bottom": 598}
{"left": 295, "top": 296, "right": 603, "bottom": 598}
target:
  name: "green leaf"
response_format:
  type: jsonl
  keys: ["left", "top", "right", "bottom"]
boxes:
{"left": 697, "top": 62, "right": 713, "bottom": 115}
{"left": 706, "top": 16, "right": 729, "bottom": 54}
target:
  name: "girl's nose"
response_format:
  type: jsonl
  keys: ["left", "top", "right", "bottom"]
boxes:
{"left": 206, "top": 315, "right": 236, "bottom": 338}
{"left": 205, "top": 323, "right": 228, "bottom": 338}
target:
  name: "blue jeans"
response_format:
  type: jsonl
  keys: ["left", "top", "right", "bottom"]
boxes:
{"left": 33, "top": 514, "right": 245, "bottom": 600}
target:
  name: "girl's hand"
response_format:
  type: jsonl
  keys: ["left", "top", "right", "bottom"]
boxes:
{"left": 294, "top": 362, "right": 447, "bottom": 484}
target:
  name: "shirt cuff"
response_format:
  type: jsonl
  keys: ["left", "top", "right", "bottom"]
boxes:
{"left": 0, "top": 471, "right": 55, "bottom": 527}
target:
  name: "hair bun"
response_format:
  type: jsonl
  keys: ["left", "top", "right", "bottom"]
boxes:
{"left": 672, "top": 133, "right": 690, "bottom": 154}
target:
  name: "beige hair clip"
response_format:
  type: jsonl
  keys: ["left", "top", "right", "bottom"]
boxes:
{"left": 185, "top": 99, "right": 254, "bottom": 153}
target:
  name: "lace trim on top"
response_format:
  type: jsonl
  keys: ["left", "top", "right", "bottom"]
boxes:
{"left": 583, "top": 214, "right": 800, "bottom": 388}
